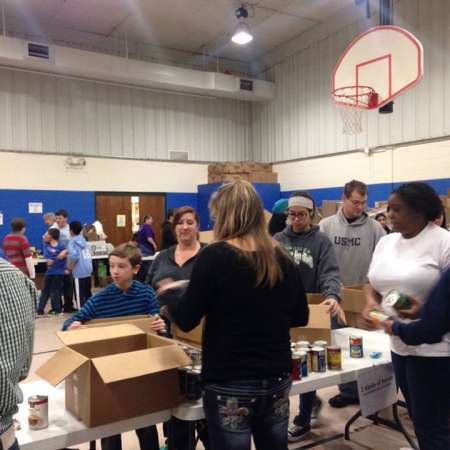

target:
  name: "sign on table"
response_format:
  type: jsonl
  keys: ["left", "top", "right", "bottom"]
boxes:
{"left": 357, "top": 364, "right": 397, "bottom": 417}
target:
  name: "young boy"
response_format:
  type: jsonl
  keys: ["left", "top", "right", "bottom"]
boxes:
{"left": 62, "top": 243, "right": 165, "bottom": 450}
{"left": 67, "top": 221, "right": 93, "bottom": 308}
{"left": 37, "top": 228, "right": 67, "bottom": 316}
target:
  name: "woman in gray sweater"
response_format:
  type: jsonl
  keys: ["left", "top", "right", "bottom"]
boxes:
{"left": 274, "top": 191, "right": 343, "bottom": 443}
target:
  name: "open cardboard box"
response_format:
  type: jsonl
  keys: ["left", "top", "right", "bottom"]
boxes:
{"left": 171, "top": 319, "right": 204, "bottom": 348}
{"left": 36, "top": 324, "right": 190, "bottom": 427}
{"left": 85, "top": 314, "right": 155, "bottom": 333}
{"left": 341, "top": 284, "right": 369, "bottom": 329}
{"left": 290, "top": 304, "right": 331, "bottom": 343}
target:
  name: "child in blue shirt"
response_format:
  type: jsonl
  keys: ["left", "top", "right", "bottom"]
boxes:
{"left": 37, "top": 228, "right": 67, "bottom": 316}
{"left": 62, "top": 243, "right": 166, "bottom": 450}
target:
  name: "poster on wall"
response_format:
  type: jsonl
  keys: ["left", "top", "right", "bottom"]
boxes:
{"left": 116, "top": 215, "right": 126, "bottom": 227}
{"left": 0, "top": 212, "right": 3, "bottom": 226}
{"left": 28, "top": 202, "right": 43, "bottom": 214}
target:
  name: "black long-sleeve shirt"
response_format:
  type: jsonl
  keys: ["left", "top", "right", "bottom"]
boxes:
{"left": 167, "top": 241, "right": 309, "bottom": 382}
{"left": 392, "top": 268, "right": 450, "bottom": 345}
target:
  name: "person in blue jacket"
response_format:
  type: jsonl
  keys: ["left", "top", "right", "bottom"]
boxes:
{"left": 68, "top": 221, "right": 93, "bottom": 307}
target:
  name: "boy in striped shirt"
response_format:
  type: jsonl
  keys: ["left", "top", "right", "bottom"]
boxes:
{"left": 62, "top": 242, "right": 166, "bottom": 450}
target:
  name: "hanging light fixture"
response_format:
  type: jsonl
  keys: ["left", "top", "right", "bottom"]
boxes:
{"left": 231, "top": 5, "right": 253, "bottom": 45}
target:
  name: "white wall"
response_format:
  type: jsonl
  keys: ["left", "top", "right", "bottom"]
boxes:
{"left": 0, "top": 151, "right": 207, "bottom": 192}
{"left": 0, "top": 67, "right": 251, "bottom": 162}
{"left": 252, "top": 0, "right": 450, "bottom": 162}
{"left": 274, "top": 139, "right": 450, "bottom": 192}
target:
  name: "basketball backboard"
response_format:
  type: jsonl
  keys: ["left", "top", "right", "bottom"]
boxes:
{"left": 332, "top": 25, "right": 424, "bottom": 109}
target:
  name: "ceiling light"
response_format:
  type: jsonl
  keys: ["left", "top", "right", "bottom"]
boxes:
{"left": 231, "top": 5, "right": 253, "bottom": 45}
{"left": 231, "top": 22, "right": 253, "bottom": 45}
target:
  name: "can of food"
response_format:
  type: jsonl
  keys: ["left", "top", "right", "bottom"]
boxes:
{"left": 190, "top": 351, "right": 202, "bottom": 367}
{"left": 291, "top": 352, "right": 302, "bottom": 380}
{"left": 28, "top": 395, "right": 49, "bottom": 430}
{"left": 311, "top": 347, "right": 327, "bottom": 372}
{"left": 298, "top": 350, "right": 308, "bottom": 377}
{"left": 349, "top": 336, "right": 364, "bottom": 358}
{"left": 305, "top": 348, "right": 313, "bottom": 373}
{"left": 385, "top": 290, "right": 411, "bottom": 311}
{"left": 313, "top": 340, "right": 327, "bottom": 348}
{"left": 185, "top": 369, "right": 203, "bottom": 401}
{"left": 297, "top": 340, "right": 310, "bottom": 348}
{"left": 326, "top": 346, "right": 342, "bottom": 370}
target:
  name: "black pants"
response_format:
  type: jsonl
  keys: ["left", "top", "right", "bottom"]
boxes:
{"left": 101, "top": 426, "right": 159, "bottom": 450}
{"left": 391, "top": 352, "right": 450, "bottom": 450}
{"left": 63, "top": 273, "right": 74, "bottom": 311}
{"left": 75, "top": 276, "right": 92, "bottom": 307}
{"left": 167, "top": 417, "right": 210, "bottom": 449}
{"left": 37, "top": 274, "right": 64, "bottom": 313}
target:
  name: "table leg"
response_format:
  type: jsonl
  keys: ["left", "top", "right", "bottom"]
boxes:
{"left": 89, "top": 441, "right": 96, "bottom": 450}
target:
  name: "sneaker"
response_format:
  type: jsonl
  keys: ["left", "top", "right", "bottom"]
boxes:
{"left": 328, "top": 394, "right": 359, "bottom": 408}
{"left": 311, "top": 396, "right": 323, "bottom": 420}
{"left": 47, "top": 310, "right": 63, "bottom": 316}
{"left": 64, "top": 306, "right": 78, "bottom": 313}
{"left": 36, "top": 311, "right": 45, "bottom": 317}
{"left": 288, "top": 423, "right": 311, "bottom": 442}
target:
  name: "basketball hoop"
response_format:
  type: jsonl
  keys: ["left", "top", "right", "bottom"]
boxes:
{"left": 332, "top": 86, "right": 378, "bottom": 135}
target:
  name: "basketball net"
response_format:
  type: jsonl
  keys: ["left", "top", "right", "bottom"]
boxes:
{"left": 332, "top": 86, "right": 378, "bottom": 135}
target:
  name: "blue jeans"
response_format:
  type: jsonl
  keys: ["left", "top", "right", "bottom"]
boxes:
{"left": 7, "top": 439, "right": 19, "bottom": 450}
{"left": 37, "top": 274, "right": 64, "bottom": 313}
{"left": 203, "top": 375, "right": 291, "bottom": 450}
{"left": 391, "top": 352, "right": 450, "bottom": 450}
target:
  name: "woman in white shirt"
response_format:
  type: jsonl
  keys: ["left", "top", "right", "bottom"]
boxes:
{"left": 364, "top": 182, "right": 450, "bottom": 450}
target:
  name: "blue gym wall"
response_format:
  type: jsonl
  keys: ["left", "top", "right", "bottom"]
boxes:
{"left": 0, "top": 189, "right": 95, "bottom": 251}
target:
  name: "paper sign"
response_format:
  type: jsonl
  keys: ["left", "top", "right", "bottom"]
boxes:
{"left": 0, "top": 212, "right": 3, "bottom": 226}
{"left": 116, "top": 215, "right": 126, "bottom": 227}
{"left": 28, "top": 202, "right": 43, "bottom": 214}
{"left": 357, "top": 363, "right": 397, "bottom": 417}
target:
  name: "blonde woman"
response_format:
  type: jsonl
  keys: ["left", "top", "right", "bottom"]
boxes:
{"left": 161, "top": 180, "right": 309, "bottom": 450}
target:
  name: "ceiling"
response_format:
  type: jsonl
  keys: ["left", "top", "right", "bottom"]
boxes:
{"left": 3, "top": 0, "right": 357, "bottom": 71}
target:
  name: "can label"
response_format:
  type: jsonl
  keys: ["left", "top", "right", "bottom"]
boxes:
{"left": 349, "top": 336, "right": 364, "bottom": 358}
{"left": 28, "top": 395, "right": 49, "bottom": 430}
{"left": 313, "top": 340, "right": 327, "bottom": 348}
{"left": 311, "top": 347, "right": 326, "bottom": 372}
{"left": 327, "top": 346, "right": 342, "bottom": 370}
{"left": 385, "top": 291, "right": 411, "bottom": 310}
{"left": 298, "top": 351, "right": 308, "bottom": 377}
{"left": 291, "top": 353, "right": 302, "bottom": 380}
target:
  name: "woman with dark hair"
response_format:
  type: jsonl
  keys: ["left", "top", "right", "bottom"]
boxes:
{"left": 374, "top": 212, "right": 391, "bottom": 234}
{"left": 363, "top": 182, "right": 450, "bottom": 450}
{"left": 434, "top": 205, "right": 448, "bottom": 230}
{"left": 160, "top": 181, "right": 309, "bottom": 450}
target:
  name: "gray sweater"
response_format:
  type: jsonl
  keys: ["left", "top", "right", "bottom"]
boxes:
{"left": 274, "top": 225, "right": 341, "bottom": 300}
{"left": 319, "top": 209, "right": 386, "bottom": 286}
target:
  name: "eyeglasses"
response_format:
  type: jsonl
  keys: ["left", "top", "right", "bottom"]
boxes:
{"left": 288, "top": 212, "right": 309, "bottom": 220}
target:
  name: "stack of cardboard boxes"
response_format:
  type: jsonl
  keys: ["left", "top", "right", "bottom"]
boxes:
{"left": 208, "top": 161, "right": 278, "bottom": 184}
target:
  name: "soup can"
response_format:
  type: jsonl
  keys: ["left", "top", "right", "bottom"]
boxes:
{"left": 313, "top": 340, "right": 328, "bottom": 348}
{"left": 28, "top": 395, "right": 49, "bottom": 430}
{"left": 326, "top": 346, "right": 342, "bottom": 370}
{"left": 297, "top": 340, "right": 310, "bottom": 348}
{"left": 311, "top": 347, "right": 327, "bottom": 372}
{"left": 305, "top": 349, "right": 313, "bottom": 373}
{"left": 349, "top": 336, "right": 364, "bottom": 358}
{"left": 291, "top": 352, "right": 302, "bottom": 380}
{"left": 385, "top": 290, "right": 412, "bottom": 311}
{"left": 298, "top": 350, "right": 308, "bottom": 377}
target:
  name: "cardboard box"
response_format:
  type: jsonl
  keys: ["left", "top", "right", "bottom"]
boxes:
{"left": 321, "top": 200, "right": 341, "bottom": 218}
{"left": 172, "top": 319, "right": 204, "bottom": 346}
{"left": 290, "top": 305, "right": 331, "bottom": 343}
{"left": 85, "top": 314, "right": 155, "bottom": 333}
{"left": 36, "top": 324, "right": 190, "bottom": 427}
{"left": 341, "top": 284, "right": 370, "bottom": 329}
{"left": 248, "top": 171, "right": 278, "bottom": 183}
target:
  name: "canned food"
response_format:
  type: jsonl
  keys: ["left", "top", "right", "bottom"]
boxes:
{"left": 349, "top": 336, "right": 364, "bottom": 358}
{"left": 28, "top": 395, "right": 48, "bottom": 430}
{"left": 369, "top": 309, "right": 390, "bottom": 325}
{"left": 313, "top": 340, "right": 327, "bottom": 348}
{"left": 305, "top": 349, "right": 313, "bottom": 373}
{"left": 297, "top": 340, "right": 310, "bottom": 348}
{"left": 291, "top": 352, "right": 302, "bottom": 380}
{"left": 311, "top": 347, "right": 327, "bottom": 372}
{"left": 179, "top": 368, "right": 202, "bottom": 401}
{"left": 298, "top": 350, "right": 308, "bottom": 377}
{"left": 190, "top": 351, "right": 202, "bottom": 367}
{"left": 385, "top": 291, "right": 412, "bottom": 310}
{"left": 326, "top": 346, "right": 342, "bottom": 370}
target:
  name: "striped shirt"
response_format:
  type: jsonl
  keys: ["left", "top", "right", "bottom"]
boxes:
{"left": 2, "top": 233, "right": 31, "bottom": 274}
{"left": 0, "top": 258, "right": 36, "bottom": 434}
{"left": 62, "top": 280, "right": 159, "bottom": 330}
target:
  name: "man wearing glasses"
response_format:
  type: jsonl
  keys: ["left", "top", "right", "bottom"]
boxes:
{"left": 320, "top": 179, "right": 386, "bottom": 408}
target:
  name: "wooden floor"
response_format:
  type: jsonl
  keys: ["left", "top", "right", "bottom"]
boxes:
{"left": 25, "top": 315, "right": 416, "bottom": 450}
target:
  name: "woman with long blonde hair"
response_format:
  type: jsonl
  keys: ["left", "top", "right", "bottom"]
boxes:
{"left": 161, "top": 180, "right": 309, "bottom": 450}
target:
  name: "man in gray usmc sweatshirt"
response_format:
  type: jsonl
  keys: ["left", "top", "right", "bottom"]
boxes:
{"left": 320, "top": 179, "right": 385, "bottom": 408}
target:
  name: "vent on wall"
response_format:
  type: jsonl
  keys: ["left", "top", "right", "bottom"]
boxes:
{"left": 27, "top": 42, "right": 50, "bottom": 60}
{"left": 169, "top": 151, "right": 189, "bottom": 161}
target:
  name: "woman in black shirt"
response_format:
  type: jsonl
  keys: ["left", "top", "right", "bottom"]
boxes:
{"left": 162, "top": 180, "right": 309, "bottom": 450}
